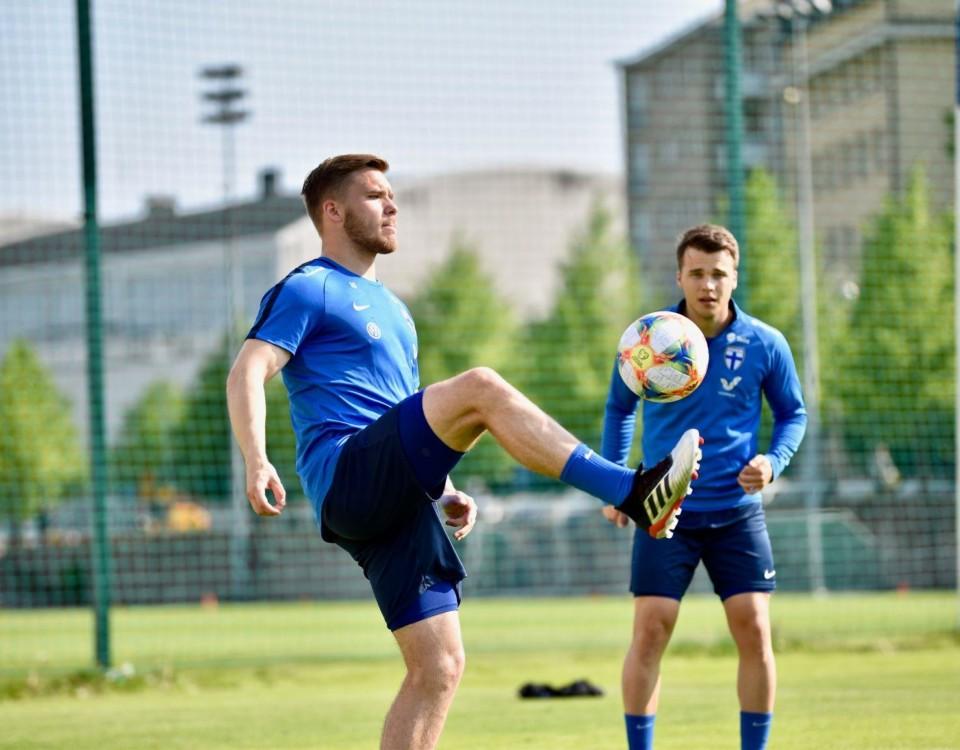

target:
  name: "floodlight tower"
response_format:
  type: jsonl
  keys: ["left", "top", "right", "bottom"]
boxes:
{"left": 198, "top": 64, "right": 251, "bottom": 600}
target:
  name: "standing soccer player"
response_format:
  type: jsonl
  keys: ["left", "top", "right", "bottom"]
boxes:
{"left": 226, "top": 154, "right": 702, "bottom": 750}
{"left": 602, "top": 224, "right": 807, "bottom": 750}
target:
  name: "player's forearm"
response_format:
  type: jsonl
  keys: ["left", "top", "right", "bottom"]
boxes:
{"left": 602, "top": 363, "right": 639, "bottom": 464}
{"left": 767, "top": 410, "right": 808, "bottom": 478}
{"left": 226, "top": 366, "right": 270, "bottom": 467}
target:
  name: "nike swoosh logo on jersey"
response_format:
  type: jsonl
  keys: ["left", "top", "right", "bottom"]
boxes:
{"left": 763, "top": 569, "right": 776, "bottom": 579}
{"left": 353, "top": 302, "right": 371, "bottom": 311}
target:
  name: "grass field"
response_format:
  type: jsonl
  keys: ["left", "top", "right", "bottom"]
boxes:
{"left": 2, "top": 593, "right": 959, "bottom": 749}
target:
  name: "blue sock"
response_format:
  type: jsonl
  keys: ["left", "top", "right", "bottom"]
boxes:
{"left": 559, "top": 443, "right": 634, "bottom": 505}
{"left": 625, "top": 713, "right": 655, "bottom": 750}
{"left": 740, "top": 711, "right": 773, "bottom": 750}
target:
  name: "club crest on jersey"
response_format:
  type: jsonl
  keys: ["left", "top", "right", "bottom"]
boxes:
{"left": 366, "top": 321, "right": 382, "bottom": 340}
{"left": 724, "top": 346, "right": 745, "bottom": 371}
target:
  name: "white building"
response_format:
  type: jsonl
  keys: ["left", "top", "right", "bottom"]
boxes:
{"left": 0, "top": 167, "right": 623, "bottom": 438}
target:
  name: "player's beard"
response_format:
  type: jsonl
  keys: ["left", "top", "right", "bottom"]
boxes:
{"left": 343, "top": 209, "right": 397, "bottom": 255}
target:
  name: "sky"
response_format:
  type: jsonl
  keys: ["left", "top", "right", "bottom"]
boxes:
{"left": 0, "top": 0, "right": 721, "bottom": 222}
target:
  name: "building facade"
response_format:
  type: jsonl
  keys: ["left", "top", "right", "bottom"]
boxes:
{"left": 619, "top": 0, "right": 953, "bottom": 302}
{"left": 0, "top": 168, "right": 623, "bottom": 438}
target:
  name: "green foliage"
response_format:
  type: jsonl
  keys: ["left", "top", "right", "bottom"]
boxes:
{"left": 171, "top": 337, "right": 300, "bottom": 501}
{"left": 411, "top": 240, "right": 519, "bottom": 382}
{"left": 0, "top": 340, "right": 86, "bottom": 523}
{"left": 740, "top": 167, "right": 854, "bottom": 452}
{"left": 110, "top": 381, "right": 184, "bottom": 497}
{"left": 742, "top": 168, "right": 800, "bottom": 346}
{"left": 843, "top": 168, "right": 954, "bottom": 475}
{"left": 172, "top": 339, "right": 232, "bottom": 500}
{"left": 518, "top": 204, "right": 638, "bottom": 456}
{"left": 409, "top": 240, "right": 519, "bottom": 489}
{"left": 264, "top": 378, "right": 299, "bottom": 496}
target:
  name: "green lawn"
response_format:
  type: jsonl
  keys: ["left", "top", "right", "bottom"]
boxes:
{"left": 2, "top": 593, "right": 959, "bottom": 749}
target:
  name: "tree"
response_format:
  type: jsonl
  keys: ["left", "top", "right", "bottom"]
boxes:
{"left": 409, "top": 240, "right": 520, "bottom": 489}
{"left": 843, "top": 168, "right": 953, "bottom": 476}
{"left": 742, "top": 168, "right": 801, "bottom": 348}
{"left": 173, "top": 335, "right": 300, "bottom": 501}
{"left": 264, "top": 378, "right": 299, "bottom": 496}
{"left": 0, "top": 340, "right": 86, "bottom": 532}
{"left": 518, "top": 204, "right": 639, "bottom": 462}
{"left": 111, "top": 380, "right": 184, "bottom": 499}
{"left": 739, "top": 168, "right": 853, "bottom": 460}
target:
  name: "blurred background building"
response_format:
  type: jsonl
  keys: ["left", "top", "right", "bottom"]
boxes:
{"left": 0, "top": 167, "right": 621, "bottom": 438}
{"left": 620, "top": 0, "right": 953, "bottom": 297}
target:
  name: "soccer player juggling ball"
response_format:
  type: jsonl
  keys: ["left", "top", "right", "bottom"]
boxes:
{"left": 602, "top": 224, "right": 807, "bottom": 750}
{"left": 226, "top": 154, "right": 703, "bottom": 750}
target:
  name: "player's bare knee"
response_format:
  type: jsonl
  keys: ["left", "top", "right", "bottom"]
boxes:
{"left": 410, "top": 647, "right": 464, "bottom": 694}
{"left": 442, "top": 367, "right": 509, "bottom": 423}
{"left": 632, "top": 616, "right": 674, "bottom": 656}
{"left": 731, "top": 615, "right": 771, "bottom": 653}
{"left": 460, "top": 366, "right": 507, "bottom": 399}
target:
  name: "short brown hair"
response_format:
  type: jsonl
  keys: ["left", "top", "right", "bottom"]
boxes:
{"left": 301, "top": 154, "right": 389, "bottom": 230}
{"left": 676, "top": 224, "right": 739, "bottom": 269}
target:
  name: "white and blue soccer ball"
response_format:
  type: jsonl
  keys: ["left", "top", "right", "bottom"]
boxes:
{"left": 617, "top": 311, "right": 709, "bottom": 403}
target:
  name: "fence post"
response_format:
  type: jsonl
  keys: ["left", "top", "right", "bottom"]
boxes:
{"left": 76, "top": 0, "right": 111, "bottom": 669}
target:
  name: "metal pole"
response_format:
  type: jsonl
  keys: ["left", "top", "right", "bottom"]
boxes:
{"left": 223, "top": 122, "right": 250, "bottom": 601}
{"left": 724, "top": 0, "right": 747, "bottom": 302}
{"left": 76, "top": 0, "right": 112, "bottom": 668}
{"left": 199, "top": 66, "right": 250, "bottom": 600}
{"left": 791, "top": 15, "right": 826, "bottom": 594}
{"left": 953, "top": 0, "right": 960, "bottom": 627}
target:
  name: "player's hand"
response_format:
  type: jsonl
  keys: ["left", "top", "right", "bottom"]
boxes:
{"left": 245, "top": 460, "right": 287, "bottom": 516}
{"left": 440, "top": 490, "right": 477, "bottom": 541}
{"left": 737, "top": 454, "right": 773, "bottom": 495}
{"left": 602, "top": 504, "right": 631, "bottom": 528}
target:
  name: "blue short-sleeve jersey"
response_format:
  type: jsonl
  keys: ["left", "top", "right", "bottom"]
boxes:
{"left": 602, "top": 300, "right": 807, "bottom": 511}
{"left": 247, "top": 256, "right": 419, "bottom": 506}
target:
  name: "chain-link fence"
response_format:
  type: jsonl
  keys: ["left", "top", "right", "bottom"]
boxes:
{"left": 0, "top": 0, "right": 956, "bottom": 672}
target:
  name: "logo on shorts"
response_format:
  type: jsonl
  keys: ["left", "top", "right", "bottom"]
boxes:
{"left": 763, "top": 569, "right": 776, "bottom": 580}
{"left": 366, "top": 321, "right": 382, "bottom": 339}
{"left": 353, "top": 301, "right": 371, "bottom": 311}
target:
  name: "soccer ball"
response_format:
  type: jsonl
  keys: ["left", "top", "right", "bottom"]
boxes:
{"left": 617, "top": 311, "right": 709, "bottom": 402}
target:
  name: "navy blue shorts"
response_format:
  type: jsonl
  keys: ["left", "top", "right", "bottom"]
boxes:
{"left": 630, "top": 502, "right": 776, "bottom": 601}
{"left": 320, "top": 391, "right": 466, "bottom": 630}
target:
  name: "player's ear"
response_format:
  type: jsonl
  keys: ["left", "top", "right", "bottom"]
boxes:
{"left": 322, "top": 198, "right": 342, "bottom": 225}
{"left": 731, "top": 268, "right": 739, "bottom": 290}
{"left": 675, "top": 269, "right": 682, "bottom": 288}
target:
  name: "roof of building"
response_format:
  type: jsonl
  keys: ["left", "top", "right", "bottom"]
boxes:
{"left": 0, "top": 194, "right": 305, "bottom": 268}
{"left": 617, "top": 0, "right": 870, "bottom": 71}
{"left": 1, "top": 166, "right": 623, "bottom": 269}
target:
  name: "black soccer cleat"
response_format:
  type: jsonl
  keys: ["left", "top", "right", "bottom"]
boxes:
{"left": 615, "top": 428, "right": 702, "bottom": 539}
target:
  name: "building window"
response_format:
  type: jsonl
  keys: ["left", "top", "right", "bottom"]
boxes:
{"left": 627, "top": 72, "right": 650, "bottom": 126}
{"left": 631, "top": 208, "right": 652, "bottom": 249}
{"left": 630, "top": 143, "right": 650, "bottom": 192}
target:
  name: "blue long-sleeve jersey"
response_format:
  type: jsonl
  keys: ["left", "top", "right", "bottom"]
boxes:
{"left": 602, "top": 301, "right": 807, "bottom": 511}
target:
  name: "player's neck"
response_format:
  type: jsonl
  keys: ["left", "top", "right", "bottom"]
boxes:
{"left": 321, "top": 244, "right": 378, "bottom": 280}
{"left": 691, "top": 307, "right": 733, "bottom": 339}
